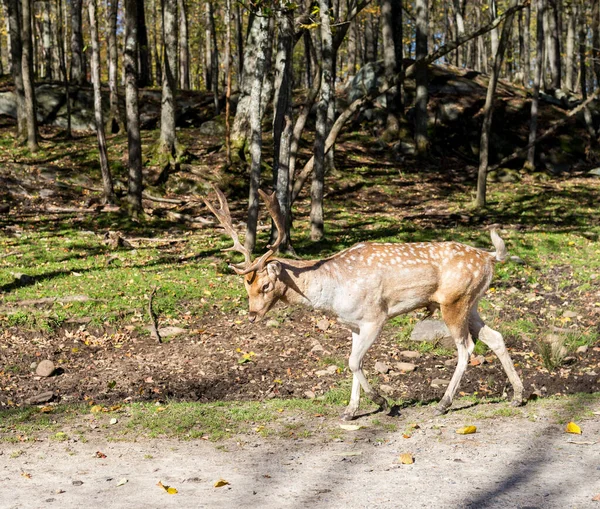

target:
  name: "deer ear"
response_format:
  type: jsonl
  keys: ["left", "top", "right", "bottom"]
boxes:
{"left": 266, "top": 261, "right": 282, "bottom": 280}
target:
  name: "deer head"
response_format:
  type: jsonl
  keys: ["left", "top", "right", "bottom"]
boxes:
{"left": 203, "top": 186, "right": 286, "bottom": 322}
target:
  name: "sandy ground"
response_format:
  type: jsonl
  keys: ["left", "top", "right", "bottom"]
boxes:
{"left": 2, "top": 404, "right": 599, "bottom": 509}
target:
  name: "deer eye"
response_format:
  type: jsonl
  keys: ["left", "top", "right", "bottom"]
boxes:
{"left": 262, "top": 282, "right": 272, "bottom": 293}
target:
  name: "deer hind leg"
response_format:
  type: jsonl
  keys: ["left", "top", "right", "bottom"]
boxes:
{"left": 436, "top": 302, "right": 474, "bottom": 415}
{"left": 342, "top": 322, "right": 388, "bottom": 421}
{"left": 469, "top": 309, "right": 524, "bottom": 406}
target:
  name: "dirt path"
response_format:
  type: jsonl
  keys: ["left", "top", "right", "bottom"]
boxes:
{"left": 2, "top": 405, "right": 599, "bottom": 509}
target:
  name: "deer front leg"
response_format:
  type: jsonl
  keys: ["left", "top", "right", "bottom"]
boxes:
{"left": 469, "top": 310, "right": 524, "bottom": 407}
{"left": 342, "top": 322, "right": 388, "bottom": 421}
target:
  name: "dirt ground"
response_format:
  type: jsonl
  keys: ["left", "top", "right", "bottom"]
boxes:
{"left": 2, "top": 403, "right": 599, "bottom": 509}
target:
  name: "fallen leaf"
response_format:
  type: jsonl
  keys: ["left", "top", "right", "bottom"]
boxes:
{"left": 593, "top": 493, "right": 600, "bottom": 502}
{"left": 399, "top": 453, "right": 414, "bottom": 464}
{"left": 456, "top": 426, "right": 477, "bottom": 435}
{"left": 157, "top": 480, "right": 178, "bottom": 494}
{"left": 214, "top": 479, "right": 230, "bottom": 488}
{"left": 39, "top": 406, "right": 53, "bottom": 413}
{"left": 565, "top": 422, "right": 582, "bottom": 434}
{"left": 21, "top": 472, "right": 31, "bottom": 479}
{"left": 116, "top": 478, "right": 128, "bottom": 487}
{"left": 95, "top": 451, "right": 107, "bottom": 459}
{"left": 90, "top": 405, "right": 104, "bottom": 413}
{"left": 402, "top": 433, "right": 412, "bottom": 439}
{"left": 339, "top": 424, "right": 361, "bottom": 431}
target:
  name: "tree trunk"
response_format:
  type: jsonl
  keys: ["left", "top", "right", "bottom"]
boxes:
{"left": 5, "top": 0, "right": 26, "bottom": 141}
{"left": 565, "top": 3, "right": 577, "bottom": 91}
{"left": 56, "top": 0, "right": 71, "bottom": 138}
{"left": 489, "top": 0, "right": 499, "bottom": 64}
{"left": 415, "top": 0, "right": 429, "bottom": 155}
{"left": 41, "top": 0, "right": 52, "bottom": 79}
{"left": 453, "top": 0, "right": 466, "bottom": 67}
{"left": 106, "top": 0, "right": 122, "bottom": 133}
{"left": 125, "top": 0, "right": 144, "bottom": 217}
{"left": 546, "top": 0, "right": 561, "bottom": 89}
{"left": 523, "top": 5, "right": 531, "bottom": 85}
{"left": 224, "top": 0, "right": 232, "bottom": 164}
{"left": 381, "top": 0, "right": 401, "bottom": 136}
{"left": 476, "top": 0, "right": 518, "bottom": 208}
{"left": 137, "top": 0, "right": 151, "bottom": 87}
{"left": 593, "top": 0, "right": 600, "bottom": 87}
{"left": 235, "top": 2, "right": 244, "bottom": 80}
{"left": 70, "top": 0, "right": 86, "bottom": 84}
{"left": 527, "top": 0, "right": 545, "bottom": 167}
{"left": 579, "top": 2, "right": 589, "bottom": 98}
{"left": 178, "top": 0, "right": 189, "bottom": 89}
{"left": 209, "top": 1, "right": 219, "bottom": 114}
{"left": 243, "top": 11, "right": 268, "bottom": 253}
{"left": 88, "top": 0, "right": 115, "bottom": 204}
{"left": 271, "top": 5, "right": 294, "bottom": 251}
{"left": 158, "top": 0, "right": 178, "bottom": 165}
{"left": 21, "top": 0, "right": 39, "bottom": 151}
{"left": 204, "top": 2, "right": 213, "bottom": 91}
{"left": 310, "top": 0, "right": 333, "bottom": 241}
{"left": 152, "top": 0, "right": 162, "bottom": 86}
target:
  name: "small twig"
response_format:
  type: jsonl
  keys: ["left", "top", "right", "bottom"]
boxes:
{"left": 142, "top": 192, "right": 185, "bottom": 204}
{"left": 148, "top": 286, "right": 162, "bottom": 343}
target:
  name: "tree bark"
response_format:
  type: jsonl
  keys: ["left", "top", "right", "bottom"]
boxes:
{"left": 310, "top": 0, "right": 333, "bottom": 241}
{"left": 5, "top": 0, "right": 26, "bottom": 141}
{"left": 244, "top": 11, "right": 268, "bottom": 253}
{"left": 566, "top": 2, "right": 577, "bottom": 92}
{"left": 56, "top": 0, "right": 72, "bottom": 138}
{"left": 152, "top": 0, "right": 162, "bottom": 86}
{"left": 107, "top": 0, "right": 122, "bottom": 133}
{"left": 224, "top": 0, "right": 232, "bottom": 164}
{"left": 545, "top": 0, "right": 561, "bottom": 89}
{"left": 137, "top": 0, "right": 152, "bottom": 87}
{"left": 88, "top": 0, "right": 116, "bottom": 205}
{"left": 158, "top": 0, "right": 178, "bottom": 164}
{"left": 271, "top": 4, "right": 294, "bottom": 251}
{"left": 415, "top": 0, "right": 429, "bottom": 155}
{"left": 527, "top": 0, "right": 545, "bottom": 168}
{"left": 41, "top": 0, "right": 52, "bottom": 79}
{"left": 178, "top": 0, "right": 189, "bottom": 89}
{"left": 593, "top": 0, "right": 600, "bottom": 87}
{"left": 476, "top": 0, "right": 518, "bottom": 208}
{"left": 70, "top": 0, "right": 86, "bottom": 84}
{"left": 125, "top": 0, "right": 144, "bottom": 217}
{"left": 21, "top": 0, "right": 39, "bottom": 151}
{"left": 381, "top": 0, "right": 401, "bottom": 135}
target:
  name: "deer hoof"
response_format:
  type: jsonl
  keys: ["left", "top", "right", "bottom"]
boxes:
{"left": 340, "top": 411, "right": 356, "bottom": 421}
{"left": 434, "top": 403, "right": 449, "bottom": 416}
{"left": 511, "top": 397, "right": 525, "bottom": 407}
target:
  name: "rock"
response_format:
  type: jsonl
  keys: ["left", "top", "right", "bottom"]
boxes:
{"left": 12, "top": 273, "right": 34, "bottom": 285}
{"left": 444, "top": 358, "right": 457, "bottom": 367}
{"left": 316, "top": 318, "right": 330, "bottom": 331}
{"left": 158, "top": 326, "right": 186, "bottom": 338}
{"left": 576, "top": 345, "right": 589, "bottom": 354}
{"left": 265, "top": 319, "right": 279, "bottom": 328}
{"left": 315, "top": 365, "right": 338, "bottom": 377}
{"left": 36, "top": 360, "right": 56, "bottom": 377}
{"left": 430, "top": 378, "right": 451, "bottom": 388}
{"left": 396, "top": 362, "right": 417, "bottom": 373}
{"left": 198, "top": 119, "right": 226, "bottom": 136}
{"left": 411, "top": 320, "right": 455, "bottom": 349}
{"left": 310, "top": 341, "right": 325, "bottom": 354}
{"left": 25, "top": 391, "right": 55, "bottom": 405}
{"left": 379, "top": 384, "right": 395, "bottom": 396}
{"left": 400, "top": 350, "right": 421, "bottom": 359}
{"left": 562, "top": 310, "right": 578, "bottom": 319}
{"left": 374, "top": 361, "right": 390, "bottom": 374}
{"left": 304, "top": 391, "right": 316, "bottom": 399}
{"left": 470, "top": 355, "right": 487, "bottom": 366}
{"left": 326, "top": 365, "right": 338, "bottom": 374}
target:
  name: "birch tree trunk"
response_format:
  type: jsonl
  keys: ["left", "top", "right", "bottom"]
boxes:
{"left": 70, "top": 0, "right": 86, "bottom": 84}
{"left": 41, "top": 0, "right": 52, "bottom": 79}
{"left": 475, "top": 0, "right": 518, "bottom": 208}
{"left": 527, "top": 0, "right": 545, "bottom": 168}
{"left": 88, "top": 0, "right": 115, "bottom": 204}
{"left": 310, "top": 0, "right": 333, "bottom": 241}
{"left": 125, "top": 0, "right": 144, "bottom": 217}
{"left": 566, "top": 3, "right": 577, "bottom": 91}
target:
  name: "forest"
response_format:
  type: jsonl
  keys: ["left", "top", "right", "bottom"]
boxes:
{"left": 0, "top": 0, "right": 599, "bottom": 467}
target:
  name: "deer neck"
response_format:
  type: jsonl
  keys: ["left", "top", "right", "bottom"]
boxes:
{"left": 278, "top": 259, "right": 337, "bottom": 311}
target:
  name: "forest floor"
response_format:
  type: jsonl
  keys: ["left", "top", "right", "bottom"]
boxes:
{"left": 0, "top": 111, "right": 599, "bottom": 507}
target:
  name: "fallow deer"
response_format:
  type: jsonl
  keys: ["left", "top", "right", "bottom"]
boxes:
{"left": 204, "top": 187, "right": 524, "bottom": 420}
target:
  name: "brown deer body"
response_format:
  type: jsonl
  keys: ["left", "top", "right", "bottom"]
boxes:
{"left": 205, "top": 188, "right": 524, "bottom": 420}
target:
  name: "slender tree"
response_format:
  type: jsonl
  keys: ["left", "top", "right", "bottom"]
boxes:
{"left": 106, "top": 0, "right": 122, "bottom": 132}
{"left": 157, "top": 0, "right": 178, "bottom": 168}
{"left": 70, "top": 0, "right": 86, "bottom": 84}
{"left": 5, "top": 0, "right": 26, "bottom": 141}
{"left": 476, "top": 0, "right": 519, "bottom": 208}
{"left": 21, "top": 0, "right": 39, "bottom": 151}
{"left": 56, "top": 0, "right": 72, "bottom": 138}
{"left": 125, "top": 0, "right": 144, "bottom": 217}
{"left": 527, "top": 0, "right": 545, "bottom": 168}
{"left": 88, "top": 0, "right": 116, "bottom": 204}
{"left": 178, "top": 0, "right": 189, "bottom": 89}
{"left": 137, "top": 0, "right": 152, "bottom": 87}
{"left": 415, "top": 0, "right": 429, "bottom": 155}
{"left": 310, "top": 0, "right": 333, "bottom": 241}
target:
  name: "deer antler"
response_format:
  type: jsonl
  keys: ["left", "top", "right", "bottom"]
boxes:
{"left": 203, "top": 186, "right": 286, "bottom": 275}
{"left": 203, "top": 185, "right": 252, "bottom": 273}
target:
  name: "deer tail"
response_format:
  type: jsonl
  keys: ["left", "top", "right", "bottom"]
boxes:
{"left": 490, "top": 229, "right": 508, "bottom": 262}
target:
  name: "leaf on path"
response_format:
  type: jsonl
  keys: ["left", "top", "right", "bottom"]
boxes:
{"left": 116, "top": 478, "right": 128, "bottom": 487}
{"left": 157, "top": 480, "right": 178, "bottom": 494}
{"left": 214, "top": 479, "right": 230, "bottom": 488}
{"left": 565, "top": 422, "right": 582, "bottom": 434}
{"left": 456, "top": 426, "right": 477, "bottom": 435}
{"left": 95, "top": 451, "right": 107, "bottom": 459}
{"left": 339, "top": 424, "right": 362, "bottom": 431}
{"left": 399, "top": 453, "right": 414, "bottom": 465}
{"left": 21, "top": 472, "right": 31, "bottom": 479}
{"left": 593, "top": 493, "right": 600, "bottom": 502}
{"left": 39, "top": 406, "right": 53, "bottom": 413}
{"left": 90, "top": 405, "right": 104, "bottom": 413}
